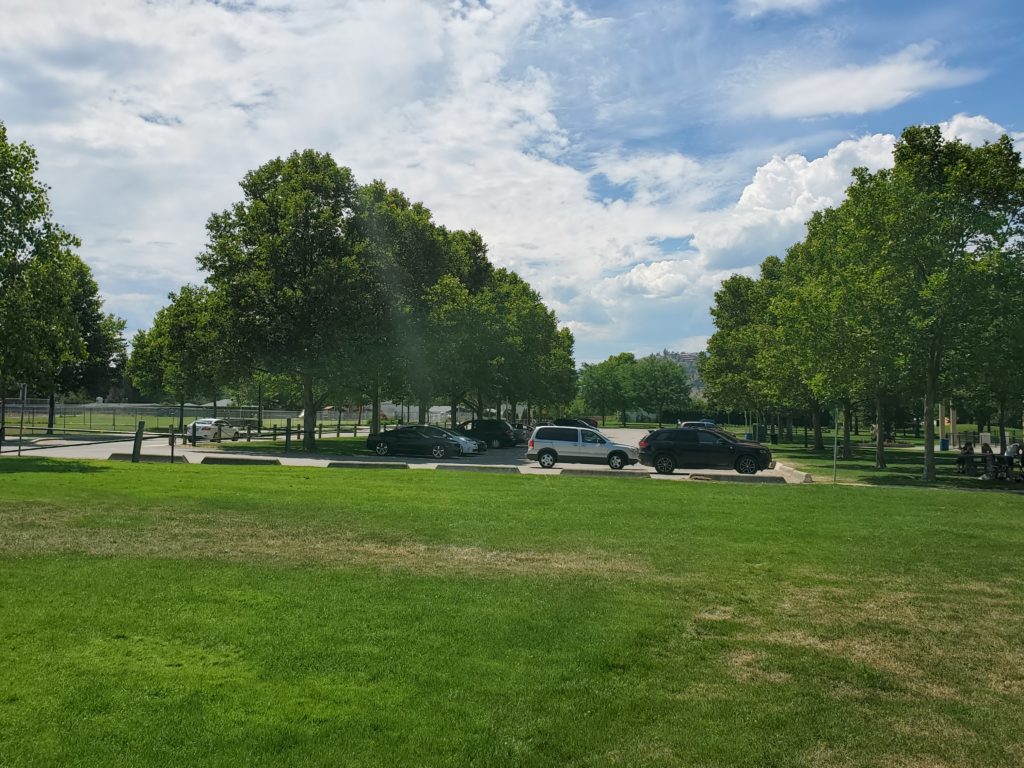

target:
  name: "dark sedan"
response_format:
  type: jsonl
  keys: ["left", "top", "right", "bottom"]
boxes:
{"left": 638, "top": 428, "right": 773, "bottom": 475}
{"left": 366, "top": 426, "right": 462, "bottom": 459}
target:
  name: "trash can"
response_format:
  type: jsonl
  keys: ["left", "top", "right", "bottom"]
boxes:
{"left": 939, "top": 437, "right": 949, "bottom": 451}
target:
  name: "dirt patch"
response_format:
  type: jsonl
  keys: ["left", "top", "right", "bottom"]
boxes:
{"left": 694, "top": 605, "right": 734, "bottom": 622}
{"left": 0, "top": 507, "right": 650, "bottom": 578}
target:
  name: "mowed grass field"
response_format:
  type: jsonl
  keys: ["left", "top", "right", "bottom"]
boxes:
{"left": 2, "top": 460, "right": 1023, "bottom": 767}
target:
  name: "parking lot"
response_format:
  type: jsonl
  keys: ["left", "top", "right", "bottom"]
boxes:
{"left": 1, "top": 427, "right": 797, "bottom": 483}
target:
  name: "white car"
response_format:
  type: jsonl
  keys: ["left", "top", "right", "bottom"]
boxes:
{"left": 185, "top": 418, "right": 240, "bottom": 441}
{"left": 526, "top": 425, "right": 639, "bottom": 469}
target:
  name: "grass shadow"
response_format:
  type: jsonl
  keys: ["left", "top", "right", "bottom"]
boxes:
{"left": 0, "top": 457, "right": 110, "bottom": 474}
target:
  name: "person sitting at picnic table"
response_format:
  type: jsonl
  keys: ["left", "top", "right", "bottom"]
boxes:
{"left": 956, "top": 442, "right": 975, "bottom": 474}
{"left": 979, "top": 443, "right": 995, "bottom": 479}
{"left": 1006, "top": 441, "right": 1022, "bottom": 482}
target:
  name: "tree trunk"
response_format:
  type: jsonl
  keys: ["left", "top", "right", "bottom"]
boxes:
{"left": 922, "top": 358, "right": 939, "bottom": 482}
{"left": 371, "top": 384, "right": 381, "bottom": 435}
{"left": 812, "top": 409, "right": 824, "bottom": 450}
{"left": 874, "top": 394, "right": 887, "bottom": 469}
{"left": 476, "top": 390, "right": 483, "bottom": 420}
{"left": 998, "top": 404, "right": 1007, "bottom": 454}
{"left": 0, "top": 384, "right": 6, "bottom": 444}
{"left": 179, "top": 401, "right": 185, "bottom": 433}
{"left": 509, "top": 399, "right": 518, "bottom": 425}
{"left": 302, "top": 372, "right": 316, "bottom": 451}
{"left": 45, "top": 392, "right": 55, "bottom": 436}
{"left": 657, "top": 405, "right": 663, "bottom": 428}
{"left": 842, "top": 401, "right": 852, "bottom": 460}
{"left": 213, "top": 391, "right": 218, "bottom": 417}
{"left": 450, "top": 394, "right": 459, "bottom": 431}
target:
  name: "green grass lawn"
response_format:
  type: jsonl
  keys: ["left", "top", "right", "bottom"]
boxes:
{"left": 770, "top": 444, "right": 1024, "bottom": 490}
{"left": 2, "top": 459, "right": 1023, "bottom": 766}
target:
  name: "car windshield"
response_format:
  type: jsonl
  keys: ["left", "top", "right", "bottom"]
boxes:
{"left": 709, "top": 429, "right": 737, "bottom": 443}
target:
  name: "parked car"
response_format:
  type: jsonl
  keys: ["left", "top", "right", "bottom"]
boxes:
{"left": 366, "top": 426, "right": 462, "bottom": 459}
{"left": 527, "top": 425, "right": 639, "bottom": 470}
{"left": 554, "top": 417, "right": 599, "bottom": 429}
{"left": 638, "top": 428, "right": 772, "bottom": 475}
{"left": 185, "top": 418, "right": 240, "bottom": 441}
{"left": 455, "top": 419, "right": 519, "bottom": 448}
{"left": 420, "top": 425, "right": 484, "bottom": 455}
{"left": 678, "top": 418, "right": 718, "bottom": 428}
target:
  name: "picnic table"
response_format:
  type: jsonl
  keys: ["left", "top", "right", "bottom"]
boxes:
{"left": 960, "top": 453, "right": 1019, "bottom": 480}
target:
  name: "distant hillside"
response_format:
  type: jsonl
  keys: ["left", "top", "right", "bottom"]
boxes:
{"left": 655, "top": 350, "right": 703, "bottom": 396}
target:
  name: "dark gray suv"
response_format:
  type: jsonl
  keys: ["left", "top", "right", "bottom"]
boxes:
{"left": 638, "top": 428, "right": 773, "bottom": 474}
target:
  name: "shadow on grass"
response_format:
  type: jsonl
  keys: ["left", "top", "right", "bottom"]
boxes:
{"left": 773, "top": 444, "right": 1022, "bottom": 491}
{"left": 0, "top": 457, "right": 109, "bottom": 474}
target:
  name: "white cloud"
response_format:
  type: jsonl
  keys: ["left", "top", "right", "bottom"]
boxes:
{"left": 733, "top": 0, "right": 828, "bottom": 18}
{"left": 0, "top": 0, "right": 1014, "bottom": 364}
{"left": 939, "top": 113, "right": 1024, "bottom": 152}
{"left": 738, "top": 43, "right": 984, "bottom": 118}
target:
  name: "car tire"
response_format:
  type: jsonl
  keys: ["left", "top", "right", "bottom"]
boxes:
{"left": 431, "top": 444, "right": 447, "bottom": 459}
{"left": 375, "top": 442, "right": 390, "bottom": 456}
{"left": 736, "top": 455, "right": 759, "bottom": 474}
{"left": 231, "top": 432, "right": 239, "bottom": 441}
{"left": 654, "top": 454, "right": 675, "bottom": 475}
{"left": 608, "top": 452, "right": 627, "bottom": 470}
{"left": 490, "top": 438, "right": 501, "bottom": 449}
{"left": 538, "top": 449, "right": 557, "bottom": 469}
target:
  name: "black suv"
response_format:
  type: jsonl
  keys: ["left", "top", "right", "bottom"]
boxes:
{"left": 638, "top": 428, "right": 773, "bottom": 475}
{"left": 554, "top": 417, "right": 598, "bottom": 429}
{"left": 456, "top": 419, "right": 519, "bottom": 448}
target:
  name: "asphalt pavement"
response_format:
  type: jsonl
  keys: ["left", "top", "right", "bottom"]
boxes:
{"left": 1, "top": 427, "right": 798, "bottom": 483}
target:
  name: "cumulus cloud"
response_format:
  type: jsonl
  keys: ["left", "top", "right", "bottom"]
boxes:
{"left": 0, "top": 0, "right": 1013, "bottom": 363}
{"left": 738, "top": 43, "right": 984, "bottom": 118}
{"left": 939, "top": 113, "right": 1024, "bottom": 152}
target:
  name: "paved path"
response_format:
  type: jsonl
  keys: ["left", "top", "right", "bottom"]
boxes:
{"left": 1, "top": 428, "right": 796, "bottom": 483}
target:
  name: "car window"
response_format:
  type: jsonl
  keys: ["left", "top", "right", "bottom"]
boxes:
{"left": 581, "top": 430, "right": 604, "bottom": 444}
{"left": 671, "top": 430, "right": 698, "bottom": 444}
{"left": 697, "top": 430, "right": 721, "bottom": 445}
{"left": 537, "top": 427, "right": 577, "bottom": 443}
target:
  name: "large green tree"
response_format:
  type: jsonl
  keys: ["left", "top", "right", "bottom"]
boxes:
{"left": 198, "top": 150, "right": 368, "bottom": 450}
{"left": 0, "top": 122, "right": 103, "bottom": 435}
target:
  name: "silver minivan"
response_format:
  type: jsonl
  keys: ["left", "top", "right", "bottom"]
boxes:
{"left": 526, "top": 425, "right": 639, "bottom": 470}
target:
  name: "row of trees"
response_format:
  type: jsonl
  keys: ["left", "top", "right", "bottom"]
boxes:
{"left": 127, "top": 150, "right": 577, "bottom": 450}
{"left": 578, "top": 352, "right": 691, "bottom": 426}
{"left": 699, "top": 125, "right": 1024, "bottom": 479}
{"left": 0, "top": 122, "right": 126, "bottom": 437}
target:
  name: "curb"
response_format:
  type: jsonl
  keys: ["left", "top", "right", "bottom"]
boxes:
{"left": 436, "top": 464, "right": 520, "bottom": 474}
{"left": 559, "top": 469, "right": 650, "bottom": 479}
{"left": 689, "top": 473, "right": 786, "bottom": 484}
{"left": 326, "top": 461, "right": 409, "bottom": 470}
{"left": 774, "top": 462, "right": 813, "bottom": 484}
{"left": 108, "top": 453, "right": 190, "bottom": 464}
{"left": 201, "top": 456, "right": 281, "bottom": 466}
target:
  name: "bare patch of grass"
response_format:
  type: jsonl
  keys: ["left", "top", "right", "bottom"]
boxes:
{"left": 725, "top": 649, "right": 792, "bottom": 684}
{"left": 0, "top": 506, "right": 650, "bottom": 577}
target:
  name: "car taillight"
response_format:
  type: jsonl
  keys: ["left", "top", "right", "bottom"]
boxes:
{"left": 528, "top": 438, "right": 534, "bottom": 449}
{"left": 639, "top": 438, "right": 648, "bottom": 449}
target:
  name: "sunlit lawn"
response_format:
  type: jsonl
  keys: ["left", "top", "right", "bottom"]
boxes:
{"left": 2, "top": 458, "right": 1023, "bottom": 766}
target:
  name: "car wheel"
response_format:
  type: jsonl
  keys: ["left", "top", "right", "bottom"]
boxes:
{"left": 654, "top": 454, "right": 675, "bottom": 475}
{"left": 431, "top": 444, "right": 447, "bottom": 459}
{"left": 489, "top": 438, "right": 501, "bottom": 449}
{"left": 231, "top": 432, "right": 239, "bottom": 441}
{"left": 538, "top": 449, "right": 557, "bottom": 469}
{"left": 375, "top": 442, "right": 390, "bottom": 456}
{"left": 608, "top": 452, "right": 627, "bottom": 470}
{"left": 736, "top": 455, "right": 759, "bottom": 474}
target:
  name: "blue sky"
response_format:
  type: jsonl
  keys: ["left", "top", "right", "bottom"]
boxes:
{"left": 2, "top": 0, "right": 1022, "bottom": 363}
